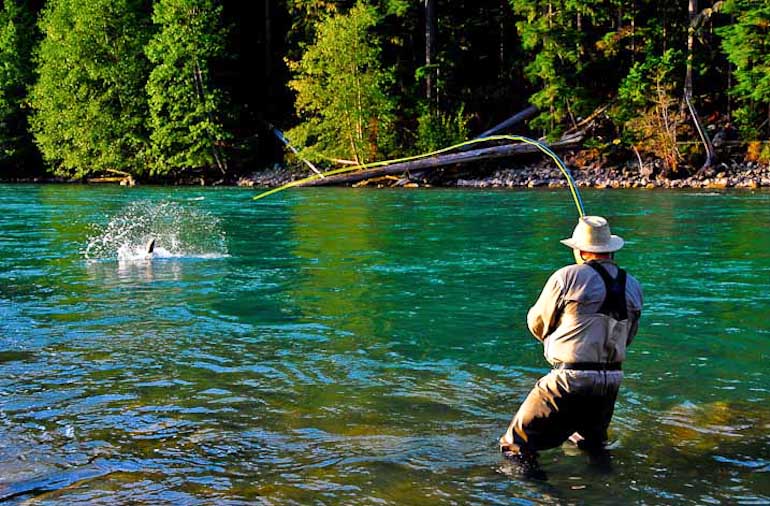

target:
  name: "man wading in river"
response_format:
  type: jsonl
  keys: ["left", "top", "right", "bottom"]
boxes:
{"left": 500, "top": 216, "right": 643, "bottom": 474}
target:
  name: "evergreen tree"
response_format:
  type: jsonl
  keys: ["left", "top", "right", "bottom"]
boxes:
{"left": 286, "top": 1, "right": 396, "bottom": 164}
{"left": 718, "top": 0, "right": 770, "bottom": 139}
{"left": 416, "top": 104, "right": 469, "bottom": 152}
{"left": 508, "top": 0, "right": 664, "bottom": 139}
{"left": 0, "top": 0, "right": 37, "bottom": 173}
{"left": 29, "top": 0, "right": 152, "bottom": 178}
{"left": 145, "top": 0, "right": 229, "bottom": 175}
{"left": 616, "top": 49, "right": 686, "bottom": 175}
{"left": 509, "top": 0, "right": 605, "bottom": 137}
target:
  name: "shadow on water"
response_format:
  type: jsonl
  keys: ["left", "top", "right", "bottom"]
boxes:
{"left": 0, "top": 460, "right": 142, "bottom": 503}
{"left": 0, "top": 351, "right": 36, "bottom": 365}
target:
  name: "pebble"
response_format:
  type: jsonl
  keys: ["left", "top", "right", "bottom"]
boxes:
{"left": 237, "top": 165, "right": 297, "bottom": 187}
{"left": 235, "top": 158, "right": 770, "bottom": 190}
{"left": 453, "top": 160, "right": 770, "bottom": 190}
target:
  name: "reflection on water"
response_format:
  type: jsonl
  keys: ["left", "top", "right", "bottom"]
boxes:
{"left": 88, "top": 257, "right": 185, "bottom": 284}
{"left": 0, "top": 185, "right": 769, "bottom": 505}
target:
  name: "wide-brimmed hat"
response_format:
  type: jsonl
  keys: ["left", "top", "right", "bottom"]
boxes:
{"left": 560, "top": 216, "right": 624, "bottom": 253}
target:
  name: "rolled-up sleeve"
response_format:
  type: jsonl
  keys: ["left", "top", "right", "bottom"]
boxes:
{"left": 526, "top": 272, "right": 564, "bottom": 341}
{"left": 625, "top": 279, "right": 644, "bottom": 347}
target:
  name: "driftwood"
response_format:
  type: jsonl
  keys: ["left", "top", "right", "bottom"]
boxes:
{"left": 476, "top": 105, "right": 539, "bottom": 138}
{"left": 352, "top": 175, "right": 400, "bottom": 187}
{"left": 87, "top": 177, "right": 126, "bottom": 184}
{"left": 87, "top": 168, "right": 136, "bottom": 186}
{"left": 301, "top": 135, "right": 582, "bottom": 187}
{"left": 563, "top": 103, "right": 612, "bottom": 137}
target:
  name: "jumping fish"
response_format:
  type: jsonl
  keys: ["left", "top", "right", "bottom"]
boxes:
{"left": 145, "top": 238, "right": 156, "bottom": 258}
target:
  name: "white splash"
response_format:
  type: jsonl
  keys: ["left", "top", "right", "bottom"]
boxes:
{"left": 84, "top": 200, "right": 228, "bottom": 262}
{"left": 115, "top": 244, "right": 178, "bottom": 261}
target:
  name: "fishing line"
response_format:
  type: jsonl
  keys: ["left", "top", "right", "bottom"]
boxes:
{"left": 253, "top": 134, "right": 585, "bottom": 218}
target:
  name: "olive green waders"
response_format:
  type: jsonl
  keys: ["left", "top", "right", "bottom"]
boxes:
{"left": 500, "top": 368, "right": 622, "bottom": 454}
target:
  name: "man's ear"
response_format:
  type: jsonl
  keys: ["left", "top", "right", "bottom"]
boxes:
{"left": 572, "top": 249, "right": 584, "bottom": 265}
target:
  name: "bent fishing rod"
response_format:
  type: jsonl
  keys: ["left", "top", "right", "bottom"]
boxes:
{"left": 253, "top": 133, "right": 586, "bottom": 218}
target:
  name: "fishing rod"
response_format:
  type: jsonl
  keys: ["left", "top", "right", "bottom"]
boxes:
{"left": 254, "top": 134, "right": 586, "bottom": 218}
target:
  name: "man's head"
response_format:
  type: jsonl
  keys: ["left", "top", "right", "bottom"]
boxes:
{"left": 560, "top": 216, "right": 624, "bottom": 265}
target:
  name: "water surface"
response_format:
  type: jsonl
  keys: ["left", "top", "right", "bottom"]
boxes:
{"left": 1, "top": 184, "right": 768, "bottom": 504}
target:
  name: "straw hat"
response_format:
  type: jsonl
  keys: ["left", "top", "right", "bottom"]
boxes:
{"left": 560, "top": 216, "right": 624, "bottom": 253}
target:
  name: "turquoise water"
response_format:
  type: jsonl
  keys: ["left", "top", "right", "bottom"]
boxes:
{"left": 0, "top": 184, "right": 768, "bottom": 505}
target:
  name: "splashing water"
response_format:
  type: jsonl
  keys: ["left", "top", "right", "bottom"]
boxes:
{"left": 84, "top": 200, "right": 228, "bottom": 261}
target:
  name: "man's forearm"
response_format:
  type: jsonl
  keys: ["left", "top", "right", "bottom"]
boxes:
{"left": 527, "top": 308, "right": 547, "bottom": 342}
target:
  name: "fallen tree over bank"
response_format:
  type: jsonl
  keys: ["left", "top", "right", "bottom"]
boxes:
{"left": 297, "top": 133, "right": 584, "bottom": 187}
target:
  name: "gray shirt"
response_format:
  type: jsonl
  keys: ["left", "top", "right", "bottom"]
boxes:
{"left": 527, "top": 259, "right": 643, "bottom": 366}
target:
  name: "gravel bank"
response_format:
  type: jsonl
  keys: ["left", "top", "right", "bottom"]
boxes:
{"left": 455, "top": 160, "right": 770, "bottom": 190}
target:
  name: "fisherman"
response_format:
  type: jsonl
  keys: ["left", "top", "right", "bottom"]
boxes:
{"left": 500, "top": 216, "right": 643, "bottom": 472}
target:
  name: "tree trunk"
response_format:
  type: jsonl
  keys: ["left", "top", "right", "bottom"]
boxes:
{"left": 727, "top": 13, "right": 733, "bottom": 118}
{"left": 193, "top": 61, "right": 227, "bottom": 174}
{"left": 685, "top": 0, "right": 716, "bottom": 173}
{"left": 425, "top": 0, "right": 436, "bottom": 109}
{"left": 547, "top": 1, "right": 554, "bottom": 133}
{"left": 499, "top": 0, "right": 506, "bottom": 78}
{"left": 476, "top": 105, "right": 539, "bottom": 138}
{"left": 299, "top": 136, "right": 583, "bottom": 187}
{"left": 631, "top": 0, "right": 636, "bottom": 57}
{"left": 264, "top": 0, "right": 272, "bottom": 78}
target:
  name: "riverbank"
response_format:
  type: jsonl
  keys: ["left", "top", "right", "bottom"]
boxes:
{"left": 5, "top": 155, "right": 770, "bottom": 190}
{"left": 453, "top": 159, "right": 770, "bottom": 190}
{"left": 235, "top": 156, "right": 770, "bottom": 190}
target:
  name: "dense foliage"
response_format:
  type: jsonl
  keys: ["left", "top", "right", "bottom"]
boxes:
{"left": 0, "top": 1, "right": 37, "bottom": 173}
{"left": 146, "top": 0, "right": 230, "bottom": 176}
{"left": 0, "top": 0, "right": 766, "bottom": 180}
{"left": 718, "top": 0, "right": 770, "bottom": 141}
{"left": 30, "top": 0, "right": 152, "bottom": 178}
{"left": 286, "top": 2, "right": 396, "bottom": 164}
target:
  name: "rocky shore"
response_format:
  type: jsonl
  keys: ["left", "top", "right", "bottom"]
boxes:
{"left": 236, "top": 158, "right": 770, "bottom": 191}
{"left": 236, "top": 165, "right": 297, "bottom": 188}
{"left": 455, "top": 159, "right": 770, "bottom": 190}
{"left": 5, "top": 157, "right": 769, "bottom": 190}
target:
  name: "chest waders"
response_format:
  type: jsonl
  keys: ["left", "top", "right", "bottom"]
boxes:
{"left": 554, "top": 261, "right": 629, "bottom": 372}
{"left": 586, "top": 261, "right": 628, "bottom": 321}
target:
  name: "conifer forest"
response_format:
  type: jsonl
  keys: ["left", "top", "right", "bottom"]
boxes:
{"left": 0, "top": 0, "right": 768, "bottom": 182}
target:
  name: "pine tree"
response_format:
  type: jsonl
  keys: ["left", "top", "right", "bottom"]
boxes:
{"left": 286, "top": 1, "right": 396, "bottom": 164}
{"left": 509, "top": 0, "right": 645, "bottom": 138}
{"left": 718, "top": 0, "right": 770, "bottom": 139}
{"left": 509, "top": 0, "right": 606, "bottom": 137}
{"left": 29, "top": 0, "right": 151, "bottom": 178}
{"left": 145, "top": 0, "right": 229, "bottom": 176}
{"left": 0, "top": 0, "right": 37, "bottom": 173}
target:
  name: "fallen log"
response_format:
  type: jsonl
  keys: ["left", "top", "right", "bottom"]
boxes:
{"left": 562, "top": 103, "right": 611, "bottom": 137}
{"left": 87, "top": 177, "right": 125, "bottom": 184}
{"left": 86, "top": 175, "right": 135, "bottom": 186}
{"left": 476, "top": 105, "right": 539, "bottom": 139}
{"left": 301, "top": 135, "right": 582, "bottom": 187}
{"left": 352, "top": 175, "right": 400, "bottom": 187}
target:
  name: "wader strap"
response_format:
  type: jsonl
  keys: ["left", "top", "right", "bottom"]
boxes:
{"left": 586, "top": 261, "right": 628, "bottom": 321}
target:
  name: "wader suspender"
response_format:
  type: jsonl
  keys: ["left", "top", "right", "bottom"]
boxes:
{"left": 586, "top": 261, "right": 628, "bottom": 321}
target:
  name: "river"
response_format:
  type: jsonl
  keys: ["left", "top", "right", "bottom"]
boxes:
{"left": 1, "top": 184, "right": 768, "bottom": 504}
